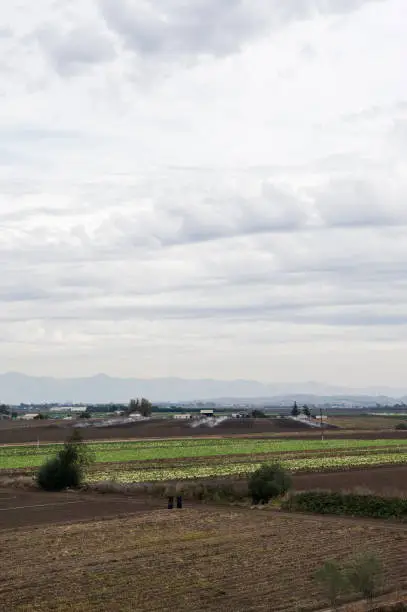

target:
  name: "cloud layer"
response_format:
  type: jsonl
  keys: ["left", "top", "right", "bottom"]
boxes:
{"left": 1, "top": 0, "right": 407, "bottom": 388}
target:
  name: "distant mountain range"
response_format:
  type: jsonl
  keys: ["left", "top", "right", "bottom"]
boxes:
{"left": 1, "top": 372, "right": 407, "bottom": 405}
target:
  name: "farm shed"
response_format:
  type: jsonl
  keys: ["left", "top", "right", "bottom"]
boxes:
{"left": 18, "top": 413, "right": 40, "bottom": 420}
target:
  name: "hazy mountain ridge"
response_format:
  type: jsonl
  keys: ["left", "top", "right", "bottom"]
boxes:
{"left": 0, "top": 372, "right": 406, "bottom": 405}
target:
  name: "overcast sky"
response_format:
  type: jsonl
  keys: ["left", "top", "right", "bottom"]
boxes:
{"left": 1, "top": 0, "right": 407, "bottom": 387}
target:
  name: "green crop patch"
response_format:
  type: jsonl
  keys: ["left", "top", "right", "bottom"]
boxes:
{"left": 88, "top": 452, "right": 407, "bottom": 484}
{"left": 1, "top": 438, "right": 407, "bottom": 471}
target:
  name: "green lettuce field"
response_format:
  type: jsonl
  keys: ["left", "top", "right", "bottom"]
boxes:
{"left": 1, "top": 437, "right": 407, "bottom": 483}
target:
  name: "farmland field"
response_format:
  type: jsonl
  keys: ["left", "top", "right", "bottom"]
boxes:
{"left": 89, "top": 452, "right": 407, "bottom": 483}
{"left": 1, "top": 502, "right": 406, "bottom": 611}
{"left": 2, "top": 415, "right": 407, "bottom": 445}
{"left": 329, "top": 415, "right": 407, "bottom": 430}
{"left": 1, "top": 437, "right": 407, "bottom": 485}
{"left": 2, "top": 437, "right": 407, "bottom": 467}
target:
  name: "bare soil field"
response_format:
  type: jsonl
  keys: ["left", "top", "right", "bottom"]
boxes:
{"left": 330, "top": 416, "right": 407, "bottom": 430}
{"left": 0, "top": 499, "right": 406, "bottom": 612}
{"left": 1, "top": 417, "right": 407, "bottom": 444}
{"left": 0, "top": 417, "right": 310, "bottom": 444}
{"left": 0, "top": 488, "right": 161, "bottom": 529}
{"left": 292, "top": 465, "right": 407, "bottom": 497}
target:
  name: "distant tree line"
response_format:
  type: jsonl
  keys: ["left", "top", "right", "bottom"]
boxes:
{"left": 0, "top": 404, "right": 17, "bottom": 418}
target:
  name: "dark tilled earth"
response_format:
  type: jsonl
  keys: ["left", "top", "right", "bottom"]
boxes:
{"left": 1, "top": 417, "right": 407, "bottom": 444}
{"left": 0, "top": 488, "right": 161, "bottom": 529}
{"left": 292, "top": 464, "right": 407, "bottom": 496}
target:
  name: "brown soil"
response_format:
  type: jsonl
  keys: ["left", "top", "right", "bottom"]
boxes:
{"left": 1, "top": 417, "right": 407, "bottom": 444}
{"left": 2, "top": 464, "right": 405, "bottom": 532}
{"left": 0, "top": 417, "right": 310, "bottom": 444}
{"left": 292, "top": 465, "right": 407, "bottom": 496}
{"left": 0, "top": 498, "right": 406, "bottom": 611}
{"left": 168, "top": 465, "right": 407, "bottom": 498}
{"left": 0, "top": 488, "right": 160, "bottom": 530}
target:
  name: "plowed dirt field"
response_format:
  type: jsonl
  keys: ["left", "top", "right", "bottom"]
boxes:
{"left": 0, "top": 497, "right": 406, "bottom": 611}
{"left": 2, "top": 417, "right": 407, "bottom": 445}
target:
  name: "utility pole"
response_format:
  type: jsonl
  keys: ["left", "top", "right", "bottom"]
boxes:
{"left": 320, "top": 407, "right": 324, "bottom": 441}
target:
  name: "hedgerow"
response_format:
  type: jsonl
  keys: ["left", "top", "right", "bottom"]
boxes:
{"left": 282, "top": 491, "right": 407, "bottom": 520}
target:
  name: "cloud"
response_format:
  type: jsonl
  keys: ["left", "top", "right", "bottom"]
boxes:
{"left": 34, "top": 25, "right": 116, "bottom": 75}
{"left": 315, "top": 178, "right": 407, "bottom": 228}
{"left": 1, "top": 0, "right": 407, "bottom": 387}
{"left": 0, "top": 28, "right": 13, "bottom": 39}
{"left": 341, "top": 100, "right": 407, "bottom": 123}
{"left": 99, "top": 0, "right": 386, "bottom": 63}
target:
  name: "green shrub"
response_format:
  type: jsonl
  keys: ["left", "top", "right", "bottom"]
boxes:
{"left": 395, "top": 422, "right": 407, "bottom": 430}
{"left": 282, "top": 491, "right": 407, "bottom": 520}
{"left": 346, "top": 553, "right": 383, "bottom": 603}
{"left": 248, "top": 463, "right": 292, "bottom": 505}
{"left": 315, "top": 554, "right": 384, "bottom": 609}
{"left": 37, "top": 456, "right": 81, "bottom": 491}
{"left": 251, "top": 409, "right": 268, "bottom": 418}
{"left": 315, "top": 560, "right": 349, "bottom": 610}
{"left": 37, "top": 430, "right": 93, "bottom": 492}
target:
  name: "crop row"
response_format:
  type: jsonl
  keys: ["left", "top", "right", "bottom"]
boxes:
{"left": 2, "top": 445, "right": 407, "bottom": 471}
{"left": 1, "top": 437, "right": 407, "bottom": 469}
{"left": 3, "top": 445, "right": 407, "bottom": 474}
{"left": 3, "top": 437, "right": 407, "bottom": 455}
{"left": 88, "top": 452, "right": 407, "bottom": 484}
{"left": 85, "top": 445, "right": 407, "bottom": 470}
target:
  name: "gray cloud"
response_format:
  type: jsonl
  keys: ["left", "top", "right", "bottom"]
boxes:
{"left": 1, "top": 0, "right": 407, "bottom": 385}
{"left": 99, "top": 0, "right": 268, "bottom": 59}
{"left": 173, "top": 184, "right": 308, "bottom": 245}
{"left": 315, "top": 179, "right": 407, "bottom": 228}
{"left": 35, "top": 25, "right": 116, "bottom": 75}
{"left": 0, "top": 28, "right": 13, "bottom": 39}
{"left": 99, "top": 0, "right": 385, "bottom": 62}
{"left": 0, "top": 126, "right": 85, "bottom": 142}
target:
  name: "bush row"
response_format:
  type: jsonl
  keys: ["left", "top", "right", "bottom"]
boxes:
{"left": 87, "top": 478, "right": 250, "bottom": 502}
{"left": 282, "top": 491, "right": 407, "bottom": 520}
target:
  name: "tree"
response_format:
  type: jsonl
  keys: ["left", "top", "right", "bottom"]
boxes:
{"left": 315, "top": 561, "right": 349, "bottom": 610}
{"left": 37, "top": 430, "right": 93, "bottom": 491}
{"left": 251, "top": 409, "right": 267, "bottom": 418}
{"left": 248, "top": 463, "right": 292, "bottom": 505}
{"left": 291, "top": 401, "right": 299, "bottom": 417}
{"left": 0, "top": 404, "right": 11, "bottom": 418}
{"left": 139, "top": 398, "right": 153, "bottom": 417}
{"left": 34, "top": 413, "right": 48, "bottom": 420}
{"left": 127, "top": 398, "right": 139, "bottom": 415}
{"left": 302, "top": 405, "right": 311, "bottom": 417}
{"left": 126, "top": 398, "right": 152, "bottom": 417}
